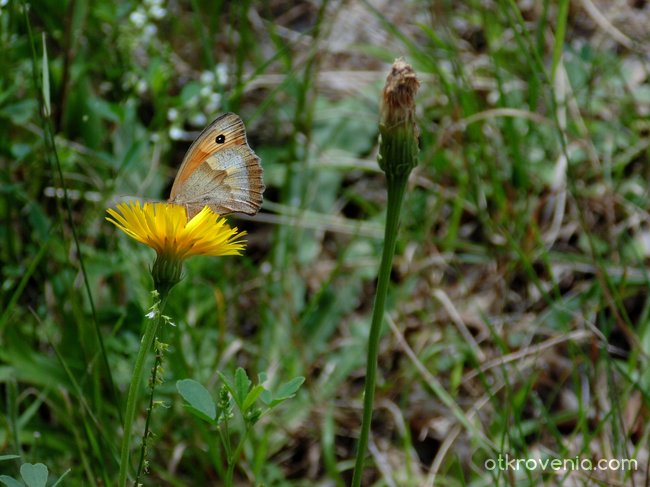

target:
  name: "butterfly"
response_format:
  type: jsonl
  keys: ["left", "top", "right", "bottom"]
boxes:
{"left": 169, "top": 113, "right": 264, "bottom": 217}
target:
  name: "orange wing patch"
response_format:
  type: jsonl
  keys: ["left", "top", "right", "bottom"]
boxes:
{"left": 168, "top": 113, "right": 264, "bottom": 216}
{"left": 170, "top": 113, "right": 248, "bottom": 195}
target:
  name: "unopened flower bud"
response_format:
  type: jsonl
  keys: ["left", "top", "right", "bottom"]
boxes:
{"left": 378, "top": 58, "right": 420, "bottom": 178}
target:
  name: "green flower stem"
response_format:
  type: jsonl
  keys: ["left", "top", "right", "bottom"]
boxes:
{"left": 225, "top": 425, "right": 251, "bottom": 487}
{"left": 351, "top": 173, "right": 408, "bottom": 487}
{"left": 352, "top": 59, "right": 419, "bottom": 484}
{"left": 118, "top": 291, "right": 169, "bottom": 487}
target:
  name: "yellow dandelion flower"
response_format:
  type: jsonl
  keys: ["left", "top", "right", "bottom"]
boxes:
{"left": 106, "top": 201, "right": 246, "bottom": 258}
{"left": 106, "top": 201, "right": 247, "bottom": 292}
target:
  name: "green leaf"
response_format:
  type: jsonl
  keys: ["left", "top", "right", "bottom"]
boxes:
{"left": 179, "top": 81, "right": 201, "bottom": 104}
{"left": 20, "top": 463, "right": 47, "bottom": 487}
{"left": 0, "top": 476, "right": 24, "bottom": 487}
{"left": 233, "top": 367, "right": 251, "bottom": 409}
{"left": 242, "top": 384, "right": 265, "bottom": 411}
{"left": 0, "top": 456, "right": 20, "bottom": 462}
{"left": 1, "top": 100, "right": 38, "bottom": 125}
{"left": 50, "top": 468, "right": 71, "bottom": 487}
{"left": 275, "top": 377, "right": 305, "bottom": 400}
{"left": 260, "top": 388, "right": 272, "bottom": 405}
{"left": 41, "top": 34, "right": 50, "bottom": 118}
{"left": 176, "top": 379, "right": 216, "bottom": 421}
{"left": 268, "top": 377, "right": 305, "bottom": 408}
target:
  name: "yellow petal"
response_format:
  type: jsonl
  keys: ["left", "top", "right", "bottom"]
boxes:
{"left": 106, "top": 202, "right": 246, "bottom": 259}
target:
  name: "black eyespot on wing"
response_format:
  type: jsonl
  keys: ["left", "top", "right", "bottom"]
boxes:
{"left": 215, "top": 134, "right": 226, "bottom": 144}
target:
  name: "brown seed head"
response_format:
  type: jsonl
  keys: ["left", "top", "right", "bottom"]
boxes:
{"left": 380, "top": 58, "right": 420, "bottom": 130}
{"left": 377, "top": 59, "right": 420, "bottom": 177}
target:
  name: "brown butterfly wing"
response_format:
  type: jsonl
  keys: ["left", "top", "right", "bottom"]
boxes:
{"left": 169, "top": 113, "right": 264, "bottom": 216}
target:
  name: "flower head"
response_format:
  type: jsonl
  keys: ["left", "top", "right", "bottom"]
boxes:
{"left": 380, "top": 58, "right": 420, "bottom": 129}
{"left": 106, "top": 201, "right": 246, "bottom": 293}
{"left": 378, "top": 58, "right": 420, "bottom": 179}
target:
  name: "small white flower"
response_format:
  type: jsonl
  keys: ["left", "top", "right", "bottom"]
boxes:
{"left": 129, "top": 9, "right": 147, "bottom": 28}
{"left": 190, "top": 113, "right": 207, "bottom": 126}
{"left": 167, "top": 108, "right": 179, "bottom": 121}
{"left": 206, "top": 93, "right": 222, "bottom": 112}
{"left": 215, "top": 63, "right": 228, "bottom": 85}
{"left": 200, "top": 70, "right": 215, "bottom": 85}
{"left": 149, "top": 5, "right": 166, "bottom": 19}
{"left": 146, "top": 310, "right": 156, "bottom": 319}
{"left": 136, "top": 79, "right": 147, "bottom": 95}
{"left": 144, "top": 24, "right": 158, "bottom": 37}
{"left": 169, "top": 126, "right": 184, "bottom": 140}
{"left": 200, "top": 86, "right": 211, "bottom": 98}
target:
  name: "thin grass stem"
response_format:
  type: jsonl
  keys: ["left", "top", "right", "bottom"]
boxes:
{"left": 23, "top": 3, "right": 122, "bottom": 423}
{"left": 134, "top": 337, "right": 166, "bottom": 484}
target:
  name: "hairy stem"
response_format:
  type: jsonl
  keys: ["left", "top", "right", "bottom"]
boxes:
{"left": 118, "top": 292, "right": 169, "bottom": 487}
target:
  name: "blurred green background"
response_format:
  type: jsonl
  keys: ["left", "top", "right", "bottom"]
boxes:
{"left": 1, "top": 0, "right": 650, "bottom": 485}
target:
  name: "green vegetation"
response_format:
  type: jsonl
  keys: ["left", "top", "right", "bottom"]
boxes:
{"left": 1, "top": 0, "right": 649, "bottom": 485}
